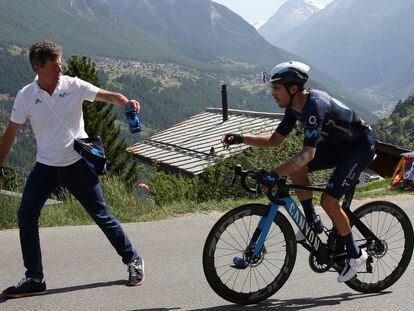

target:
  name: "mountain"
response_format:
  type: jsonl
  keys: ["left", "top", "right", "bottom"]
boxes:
{"left": 0, "top": 0, "right": 192, "bottom": 64}
{"left": 0, "top": 0, "right": 378, "bottom": 128}
{"left": 101, "top": 0, "right": 292, "bottom": 66}
{"left": 275, "top": 0, "right": 414, "bottom": 102}
{"left": 259, "top": 0, "right": 332, "bottom": 47}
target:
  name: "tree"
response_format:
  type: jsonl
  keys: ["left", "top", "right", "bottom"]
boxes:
{"left": 64, "top": 55, "right": 138, "bottom": 187}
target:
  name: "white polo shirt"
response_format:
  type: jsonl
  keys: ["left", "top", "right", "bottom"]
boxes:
{"left": 10, "top": 75, "right": 100, "bottom": 166}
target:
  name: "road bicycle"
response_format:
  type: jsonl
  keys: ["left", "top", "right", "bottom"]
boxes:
{"left": 202, "top": 165, "right": 414, "bottom": 305}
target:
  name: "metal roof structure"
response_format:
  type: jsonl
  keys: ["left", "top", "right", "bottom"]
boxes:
{"left": 127, "top": 108, "right": 284, "bottom": 176}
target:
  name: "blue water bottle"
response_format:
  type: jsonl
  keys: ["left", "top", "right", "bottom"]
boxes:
{"left": 125, "top": 103, "right": 142, "bottom": 134}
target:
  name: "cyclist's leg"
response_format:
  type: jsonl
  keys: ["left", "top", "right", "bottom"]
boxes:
{"left": 291, "top": 166, "right": 324, "bottom": 235}
{"left": 320, "top": 134, "right": 375, "bottom": 281}
{"left": 321, "top": 133, "right": 375, "bottom": 237}
{"left": 294, "top": 142, "right": 338, "bottom": 233}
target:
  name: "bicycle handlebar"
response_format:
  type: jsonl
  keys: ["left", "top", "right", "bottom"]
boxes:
{"left": 231, "top": 164, "right": 259, "bottom": 194}
{"left": 231, "top": 165, "right": 287, "bottom": 203}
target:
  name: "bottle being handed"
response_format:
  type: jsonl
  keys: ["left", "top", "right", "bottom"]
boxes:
{"left": 125, "top": 103, "right": 142, "bottom": 134}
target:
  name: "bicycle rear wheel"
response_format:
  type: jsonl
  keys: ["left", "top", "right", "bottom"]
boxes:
{"left": 202, "top": 204, "right": 297, "bottom": 305}
{"left": 346, "top": 201, "right": 414, "bottom": 292}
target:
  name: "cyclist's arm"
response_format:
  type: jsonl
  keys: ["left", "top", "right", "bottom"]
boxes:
{"left": 274, "top": 146, "right": 316, "bottom": 176}
{"left": 243, "top": 132, "right": 285, "bottom": 148}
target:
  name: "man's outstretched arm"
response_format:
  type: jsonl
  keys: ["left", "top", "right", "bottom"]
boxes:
{"left": 0, "top": 121, "right": 21, "bottom": 167}
{"left": 95, "top": 89, "right": 141, "bottom": 112}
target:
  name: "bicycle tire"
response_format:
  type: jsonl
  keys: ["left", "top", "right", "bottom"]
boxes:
{"left": 202, "top": 204, "right": 297, "bottom": 305}
{"left": 346, "top": 201, "right": 414, "bottom": 292}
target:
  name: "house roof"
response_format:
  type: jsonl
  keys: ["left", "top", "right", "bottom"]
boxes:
{"left": 127, "top": 108, "right": 283, "bottom": 176}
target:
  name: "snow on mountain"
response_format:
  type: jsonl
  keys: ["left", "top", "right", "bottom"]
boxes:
{"left": 258, "top": 0, "right": 333, "bottom": 47}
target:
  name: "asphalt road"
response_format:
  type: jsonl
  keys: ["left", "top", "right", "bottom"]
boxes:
{"left": 1, "top": 195, "right": 413, "bottom": 311}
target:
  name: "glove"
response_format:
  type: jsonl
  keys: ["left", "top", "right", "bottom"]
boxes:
{"left": 259, "top": 170, "right": 279, "bottom": 188}
{"left": 222, "top": 133, "right": 243, "bottom": 145}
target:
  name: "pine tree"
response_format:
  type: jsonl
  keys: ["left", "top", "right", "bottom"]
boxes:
{"left": 64, "top": 55, "right": 138, "bottom": 187}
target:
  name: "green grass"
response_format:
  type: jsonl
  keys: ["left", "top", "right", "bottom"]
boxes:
{"left": 1, "top": 177, "right": 413, "bottom": 230}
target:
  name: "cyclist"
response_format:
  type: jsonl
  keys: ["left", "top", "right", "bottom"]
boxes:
{"left": 222, "top": 61, "right": 375, "bottom": 282}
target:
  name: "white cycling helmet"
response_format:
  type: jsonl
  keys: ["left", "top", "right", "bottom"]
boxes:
{"left": 269, "top": 61, "right": 310, "bottom": 86}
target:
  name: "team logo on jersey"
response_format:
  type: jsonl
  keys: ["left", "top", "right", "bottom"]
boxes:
{"left": 305, "top": 129, "right": 318, "bottom": 138}
{"left": 308, "top": 115, "right": 317, "bottom": 125}
{"left": 58, "top": 92, "right": 72, "bottom": 99}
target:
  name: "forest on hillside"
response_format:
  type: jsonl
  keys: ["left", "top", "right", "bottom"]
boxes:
{"left": 373, "top": 95, "right": 414, "bottom": 150}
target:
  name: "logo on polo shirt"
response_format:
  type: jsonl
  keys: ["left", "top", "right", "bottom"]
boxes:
{"left": 58, "top": 92, "right": 72, "bottom": 99}
{"left": 35, "top": 98, "right": 42, "bottom": 105}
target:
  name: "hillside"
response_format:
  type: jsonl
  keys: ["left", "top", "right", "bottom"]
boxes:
{"left": 0, "top": 0, "right": 385, "bottom": 169}
{"left": 0, "top": 0, "right": 192, "bottom": 64}
{"left": 275, "top": 0, "right": 414, "bottom": 103}
{"left": 102, "top": 0, "right": 292, "bottom": 66}
{"left": 373, "top": 94, "right": 414, "bottom": 150}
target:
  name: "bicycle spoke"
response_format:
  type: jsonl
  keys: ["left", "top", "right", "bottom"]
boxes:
{"left": 218, "top": 237, "right": 242, "bottom": 252}
{"left": 266, "top": 240, "right": 286, "bottom": 248}
{"left": 225, "top": 227, "right": 247, "bottom": 250}
{"left": 378, "top": 211, "right": 389, "bottom": 238}
{"left": 224, "top": 267, "right": 239, "bottom": 286}
{"left": 218, "top": 266, "right": 235, "bottom": 278}
{"left": 233, "top": 220, "right": 248, "bottom": 246}
{"left": 252, "top": 267, "right": 260, "bottom": 292}
{"left": 215, "top": 250, "right": 242, "bottom": 259}
{"left": 231, "top": 269, "right": 240, "bottom": 291}
{"left": 263, "top": 257, "right": 282, "bottom": 270}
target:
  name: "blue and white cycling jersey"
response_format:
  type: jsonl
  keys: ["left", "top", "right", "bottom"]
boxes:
{"left": 276, "top": 89, "right": 368, "bottom": 147}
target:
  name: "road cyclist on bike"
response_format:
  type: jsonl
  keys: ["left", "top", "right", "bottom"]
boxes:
{"left": 222, "top": 61, "right": 376, "bottom": 282}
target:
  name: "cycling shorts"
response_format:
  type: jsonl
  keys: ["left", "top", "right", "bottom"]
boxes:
{"left": 307, "top": 130, "right": 376, "bottom": 199}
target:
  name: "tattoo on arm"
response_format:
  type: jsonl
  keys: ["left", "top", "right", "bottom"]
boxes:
{"left": 286, "top": 148, "right": 314, "bottom": 169}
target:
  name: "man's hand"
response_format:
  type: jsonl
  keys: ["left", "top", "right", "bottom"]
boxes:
{"left": 221, "top": 133, "right": 243, "bottom": 149}
{"left": 126, "top": 99, "right": 141, "bottom": 113}
{"left": 258, "top": 170, "right": 279, "bottom": 194}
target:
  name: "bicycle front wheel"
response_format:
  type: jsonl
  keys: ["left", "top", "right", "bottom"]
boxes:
{"left": 346, "top": 201, "right": 414, "bottom": 292}
{"left": 202, "top": 204, "right": 297, "bottom": 305}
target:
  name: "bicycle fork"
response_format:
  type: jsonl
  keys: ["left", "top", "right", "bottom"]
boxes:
{"left": 246, "top": 202, "right": 280, "bottom": 258}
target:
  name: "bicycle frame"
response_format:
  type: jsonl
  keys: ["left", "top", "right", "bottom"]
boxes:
{"left": 250, "top": 194, "right": 329, "bottom": 261}
{"left": 247, "top": 180, "right": 383, "bottom": 263}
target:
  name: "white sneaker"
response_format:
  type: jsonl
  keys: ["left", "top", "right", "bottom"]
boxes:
{"left": 337, "top": 249, "right": 368, "bottom": 282}
{"left": 295, "top": 230, "right": 305, "bottom": 242}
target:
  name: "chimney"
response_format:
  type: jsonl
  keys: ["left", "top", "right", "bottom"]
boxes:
{"left": 221, "top": 84, "right": 228, "bottom": 122}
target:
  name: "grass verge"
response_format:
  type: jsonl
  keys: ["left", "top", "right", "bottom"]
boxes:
{"left": 1, "top": 177, "right": 412, "bottom": 230}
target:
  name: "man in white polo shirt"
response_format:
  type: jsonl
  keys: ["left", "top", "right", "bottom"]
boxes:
{"left": 0, "top": 41, "right": 144, "bottom": 298}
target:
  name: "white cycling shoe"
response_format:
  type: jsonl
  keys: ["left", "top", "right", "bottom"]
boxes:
{"left": 337, "top": 249, "right": 368, "bottom": 282}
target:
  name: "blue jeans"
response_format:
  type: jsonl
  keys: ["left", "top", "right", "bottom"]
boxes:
{"left": 18, "top": 159, "right": 137, "bottom": 279}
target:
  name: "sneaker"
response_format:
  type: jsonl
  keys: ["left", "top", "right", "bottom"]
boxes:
{"left": 2, "top": 278, "right": 47, "bottom": 299}
{"left": 337, "top": 249, "right": 368, "bottom": 282}
{"left": 232, "top": 256, "right": 249, "bottom": 269}
{"left": 127, "top": 257, "right": 145, "bottom": 286}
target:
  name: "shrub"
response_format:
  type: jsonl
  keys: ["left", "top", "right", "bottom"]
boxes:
{"left": 147, "top": 126, "right": 332, "bottom": 205}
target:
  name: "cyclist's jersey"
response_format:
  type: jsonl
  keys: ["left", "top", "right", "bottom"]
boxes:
{"left": 276, "top": 89, "right": 369, "bottom": 147}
